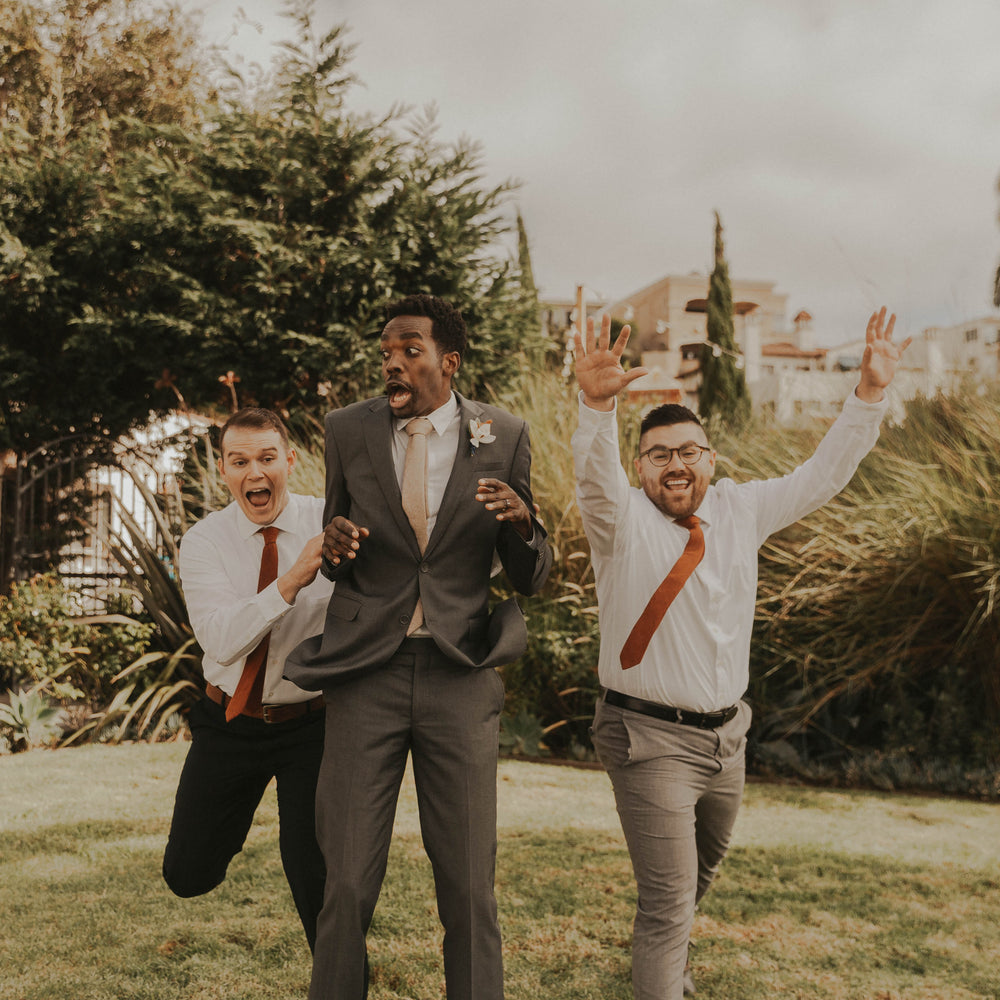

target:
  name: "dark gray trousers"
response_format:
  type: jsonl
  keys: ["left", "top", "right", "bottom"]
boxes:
{"left": 309, "top": 638, "right": 505, "bottom": 1000}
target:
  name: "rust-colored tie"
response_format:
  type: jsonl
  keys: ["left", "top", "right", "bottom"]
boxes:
{"left": 226, "top": 525, "right": 279, "bottom": 720}
{"left": 619, "top": 515, "right": 704, "bottom": 670}
{"left": 401, "top": 417, "right": 433, "bottom": 633}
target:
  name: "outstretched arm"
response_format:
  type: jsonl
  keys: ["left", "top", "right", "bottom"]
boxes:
{"left": 856, "top": 307, "right": 912, "bottom": 403}
{"left": 574, "top": 313, "right": 648, "bottom": 411}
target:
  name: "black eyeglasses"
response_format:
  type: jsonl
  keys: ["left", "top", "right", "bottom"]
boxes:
{"left": 637, "top": 444, "right": 711, "bottom": 467}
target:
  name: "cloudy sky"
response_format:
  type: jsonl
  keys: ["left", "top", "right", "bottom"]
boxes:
{"left": 185, "top": 0, "right": 1000, "bottom": 347}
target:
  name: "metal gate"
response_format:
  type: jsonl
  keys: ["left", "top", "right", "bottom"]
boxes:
{"left": 0, "top": 434, "right": 171, "bottom": 609}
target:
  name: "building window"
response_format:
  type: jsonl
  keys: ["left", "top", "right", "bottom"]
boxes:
{"left": 965, "top": 328, "right": 978, "bottom": 342}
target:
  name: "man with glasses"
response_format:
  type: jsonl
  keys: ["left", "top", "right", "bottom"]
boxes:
{"left": 571, "top": 309, "right": 909, "bottom": 999}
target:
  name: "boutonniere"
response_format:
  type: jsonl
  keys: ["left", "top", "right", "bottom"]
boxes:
{"left": 469, "top": 418, "right": 496, "bottom": 455}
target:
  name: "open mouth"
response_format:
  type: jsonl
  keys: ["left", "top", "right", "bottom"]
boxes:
{"left": 246, "top": 487, "right": 272, "bottom": 508}
{"left": 386, "top": 380, "right": 414, "bottom": 410}
{"left": 663, "top": 477, "right": 691, "bottom": 493}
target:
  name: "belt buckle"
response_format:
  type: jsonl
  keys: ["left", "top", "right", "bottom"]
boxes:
{"left": 674, "top": 708, "right": 684, "bottom": 725}
{"left": 261, "top": 704, "right": 278, "bottom": 724}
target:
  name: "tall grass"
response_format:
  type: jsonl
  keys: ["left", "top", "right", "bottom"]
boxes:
{"left": 732, "top": 386, "right": 1000, "bottom": 795}
{"left": 496, "top": 372, "right": 1000, "bottom": 795}
{"left": 61, "top": 372, "right": 998, "bottom": 796}
{"left": 488, "top": 370, "right": 644, "bottom": 757}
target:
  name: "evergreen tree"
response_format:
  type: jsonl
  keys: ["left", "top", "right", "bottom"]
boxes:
{"left": 0, "top": 0, "right": 208, "bottom": 138}
{"left": 0, "top": 2, "right": 544, "bottom": 453}
{"left": 697, "top": 211, "right": 750, "bottom": 430}
{"left": 516, "top": 211, "right": 538, "bottom": 303}
{"left": 995, "top": 171, "right": 1000, "bottom": 308}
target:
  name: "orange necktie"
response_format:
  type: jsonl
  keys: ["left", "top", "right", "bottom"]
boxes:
{"left": 226, "top": 526, "right": 279, "bottom": 720}
{"left": 619, "top": 515, "right": 704, "bottom": 670}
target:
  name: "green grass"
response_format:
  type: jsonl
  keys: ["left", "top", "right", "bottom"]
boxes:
{"left": 2, "top": 745, "right": 999, "bottom": 999}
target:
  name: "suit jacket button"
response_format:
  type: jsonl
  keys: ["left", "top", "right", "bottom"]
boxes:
{"left": 400, "top": 615, "right": 410, "bottom": 625}
{"left": 420, "top": 562, "right": 430, "bottom": 573}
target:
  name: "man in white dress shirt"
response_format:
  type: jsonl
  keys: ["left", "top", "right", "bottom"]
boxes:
{"left": 571, "top": 310, "right": 909, "bottom": 999}
{"left": 162, "top": 407, "right": 331, "bottom": 951}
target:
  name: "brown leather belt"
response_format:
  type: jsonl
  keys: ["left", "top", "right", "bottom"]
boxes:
{"left": 205, "top": 683, "right": 324, "bottom": 724}
{"left": 603, "top": 688, "right": 738, "bottom": 729}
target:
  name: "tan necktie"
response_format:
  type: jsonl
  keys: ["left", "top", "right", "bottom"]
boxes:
{"left": 619, "top": 515, "right": 705, "bottom": 670}
{"left": 226, "top": 526, "right": 279, "bottom": 720}
{"left": 401, "top": 417, "right": 433, "bottom": 633}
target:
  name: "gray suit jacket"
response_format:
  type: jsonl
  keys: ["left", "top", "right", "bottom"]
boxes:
{"left": 285, "top": 392, "right": 552, "bottom": 688}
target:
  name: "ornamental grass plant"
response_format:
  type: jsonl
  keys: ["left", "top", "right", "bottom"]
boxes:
{"left": 496, "top": 371, "right": 1000, "bottom": 794}
{"left": 18, "top": 367, "right": 996, "bottom": 798}
{"left": 727, "top": 386, "right": 1000, "bottom": 795}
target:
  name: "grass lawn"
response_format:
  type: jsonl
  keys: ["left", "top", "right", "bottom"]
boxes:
{"left": 1, "top": 743, "right": 998, "bottom": 999}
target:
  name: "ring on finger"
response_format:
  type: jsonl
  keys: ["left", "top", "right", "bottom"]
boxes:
{"left": 504, "top": 498, "right": 510, "bottom": 510}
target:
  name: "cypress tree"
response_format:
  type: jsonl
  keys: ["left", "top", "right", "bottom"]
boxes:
{"left": 516, "top": 210, "right": 538, "bottom": 303}
{"left": 698, "top": 211, "right": 751, "bottom": 430}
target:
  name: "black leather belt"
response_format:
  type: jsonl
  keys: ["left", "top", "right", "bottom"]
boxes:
{"left": 205, "top": 683, "right": 324, "bottom": 723}
{"left": 603, "top": 688, "right": 738, "bottom": 729}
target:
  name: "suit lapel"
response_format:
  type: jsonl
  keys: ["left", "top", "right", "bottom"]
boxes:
{"left": 362, "top": 398, "right": 419, "bottom": 551}
{"left": 425, "top": 394, "right": 484, "bottom": 557}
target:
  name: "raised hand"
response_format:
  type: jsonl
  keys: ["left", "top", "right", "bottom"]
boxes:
{"left": 574, "top": 313, "right": 648, "bottom": 411}
{"left": 857, "top": 307, "right": 911, "bottom": 403}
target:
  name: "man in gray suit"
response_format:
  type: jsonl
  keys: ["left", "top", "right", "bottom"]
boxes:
{"left": 285, "top": 294, "right": 552, "bottom": 1000}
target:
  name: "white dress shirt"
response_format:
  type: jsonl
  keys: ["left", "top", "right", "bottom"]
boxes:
{"left": 572, "top": 391, "right": 889, "bottom": 712}
{"left": 178, "top": 492, "right": 331, "bottom": 704}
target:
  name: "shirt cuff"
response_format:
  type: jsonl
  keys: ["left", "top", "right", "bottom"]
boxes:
{"left": 843, "top": 388, "right": 890, "bottom": 420}
{"left": 577, "top": 390, "right": 618, "bottom": 424}
{"left": 258, "top": 579, "right": 293, "bottom": 622}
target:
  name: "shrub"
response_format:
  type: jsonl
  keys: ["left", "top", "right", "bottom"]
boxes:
{"left": 0, "top": 573, "right": 153, "bottom": 704}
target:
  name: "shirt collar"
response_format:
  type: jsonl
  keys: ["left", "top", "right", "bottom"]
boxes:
{"left": 692, "top": 487, "right": 716, "bottom": 528}
{"left": 395, "top": 391, "right": 459, "bottom": 438}
{"left": 232, "top": 492, "right": 298, "bottom": 540}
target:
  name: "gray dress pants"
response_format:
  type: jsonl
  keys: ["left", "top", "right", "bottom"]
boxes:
{"left": 309, "top": 638, "right": 505, "bottom": 1000}
{"left": 592, "top": 697, "right": 751, "bottom": 1000}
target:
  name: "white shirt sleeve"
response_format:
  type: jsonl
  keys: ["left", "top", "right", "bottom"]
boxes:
{"left": 179, "top": 524, "right": 293, "bottom": 667}
{"left": 742, "top": 390, "right": 889, "bottom": 546}
{"left": 571, "top": 395, "right": 633, "bottom": 559}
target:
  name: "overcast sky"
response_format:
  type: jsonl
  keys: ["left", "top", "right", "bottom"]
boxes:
{"left": 184, "top": 0, "right": 1000, "bottom": 347}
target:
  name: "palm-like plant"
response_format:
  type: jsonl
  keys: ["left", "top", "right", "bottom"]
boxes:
{"left": 66, "top": 458, "right": 203, "bottom": 744}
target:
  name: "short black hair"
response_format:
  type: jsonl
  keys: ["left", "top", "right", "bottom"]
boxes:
{"left": 385, "top": 294, "right": 468, "bottom": 360}
{"left": 639, "top": 403, "right": 706, "bottom": 440}
{"left": 219, "top": 407, "right": 290, "bottom": 454}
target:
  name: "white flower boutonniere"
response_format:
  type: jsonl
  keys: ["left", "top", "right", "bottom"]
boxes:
{"left": 469, "top": 418, "right": 496, "bottom": 456}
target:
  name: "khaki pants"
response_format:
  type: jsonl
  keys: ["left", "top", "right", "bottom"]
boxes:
{"left": 592, "top": 698, "right": 751, "bottom": 1000}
